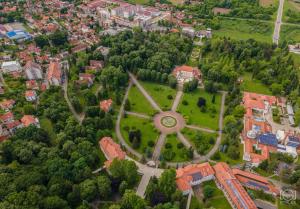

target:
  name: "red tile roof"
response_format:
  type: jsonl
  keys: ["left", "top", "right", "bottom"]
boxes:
{"left": 21, "top": 115, "right": 38, "bottom": 127}
{"left": 172, "top": 65, "right": 201, "bottom": 80}
{"left": 0, "top": 112, "right": 14, "bottom": 122}
{"left": 213, "top": 163, "right": 257, "bottom": 209}
{"left": 0, "top": 99, "right": 15, "bottom": 110}
{"left": 47, "top": 61, "right": 62, "bottom": 81}
{"left": 100, "top": 99, "right": 113, "bottom": 112}
{"left": 99, "top": 137, "right": 126, "bottom": 167}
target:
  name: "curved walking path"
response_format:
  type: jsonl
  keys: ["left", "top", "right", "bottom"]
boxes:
{"left": 62, "top": 66, "right": 85, "bottom": 125}
{"left": 125, "top": 111, "right": 151, "bottom": 120}
{"left": 116, "top": 81, "right": 142, "bottom": 160}
{"left": 129, "top": 73, "right": 162, "bottom": 112}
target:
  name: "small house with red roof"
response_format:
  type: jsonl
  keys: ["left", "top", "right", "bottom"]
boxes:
{"left": 0, "top": 112, "right": 14, "bottom": 123}
{"left": 0, "top": 99, "right": 15, "bottom": 111}
{"left": 176, "top": 163, "right": 215, "bottom": 195}
{"left": 5, "top": 120, "right": 23, "bottom": 134}
{"left": 47, "top": 61, "right": 62, "bottom": 86}
{"left": 25, "top": 90, "right": 37, "bottom": 102}
{"left": 26, "top": 80, "right": 39, "bottom": 90}
{"left": 77, "top": 73, "right": 95, "bottom": 87}
{"left": 172, "top": 65, "right": 201, "bottom": 84}
{"left": 99, "top": 137, "right": 126, "bottom": 168}
{"left": 100, "top": 99, "right": 113, "bottom": 112}
{"left": 21, "top": 115, "right": 40, "bottom": 128}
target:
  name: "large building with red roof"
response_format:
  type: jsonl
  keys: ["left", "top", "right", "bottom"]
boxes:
{"left": 99, "top": 137, "right": 126, "bottom": 168}
{"left": 213, "top": 162, "right": 257, "bottom": 209}
{"left": 47, "top": 61, "right": 62, "bottom": 86}
{"left": 172, "top": 65, "right": 201, "bottom": 84}
{"left": 176, "top": 163, "right": 215, "bottom": 195}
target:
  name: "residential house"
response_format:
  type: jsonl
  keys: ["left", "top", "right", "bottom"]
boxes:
{"left": 77, "top": 73, "right": 95, "bottom": 87}
{"left": 47, "top": 61, "right": 63, "bottom": 86}
{"left": 25, "top": 90, "right": 37, "bottom": 102}
{"left": 172, "top": 65, "right": 202, "bottom": 84}
{"left": 21, "top": 115, "right": 40, "bottom": 128}
{"left": 100, "top": 99, "right": 113, "bottom": 112}
{"left": 1, "top": 61, "right": 22, "bottom": 74}
{"left": 99, "top": 137, "right": 126, "bottom": 168}
{"left": 26, "top": 80, "right": 39, "bottom": 90}
{"left": 0, "top": 112, "right": 14, "bottom": 123}
{"left": 0, "top": 99, "right": 15, "bottom": 111}
{"left": 5, "top": 120, "right": 23, "bottom": 134}
{"left": 24, "top": 61, "right": 43, "bottom": 80}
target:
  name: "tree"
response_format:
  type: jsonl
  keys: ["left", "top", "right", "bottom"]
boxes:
{"left": 120, "top": 190, "right": 146, "bottom": 209}
{"left": 34, "top": 35, "right": 50, "bottom": 48}
{"left": 197, "top": 97, "right": 206, "bottom": 108}
{"left": 158, "top": 169, "right": 177, "bottom": 200}
{"left": 119, "top": 181, "right": 129, "bottom": 195}
{"left": 109, "top": 159, "right": 139, "bottom": 186}
{"left": 203, "top": 185, "right": 214, "bottom": 199}
{"left": 96, "top": 175, "right": 111, "bottom": 199}
{"left": 43, "top": 196, "right": 70, "bottom": 209}
{"left": 79, "top": 179, "right": 97, "bottom": 201}
{"left": 49, "top": 30, "right": 68, "bottom": 47}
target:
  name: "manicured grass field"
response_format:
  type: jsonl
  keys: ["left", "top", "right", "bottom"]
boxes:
{"left": 201, "top": 181, "right": 232, "bottom": 209}
{"left": 214, "top": 19, "right": 273, "bottom": 43}
{"left": 177, "top": 89, "right": 221, "bottom": 130}
{"left": 241, "top": 72, "right": 272, "bottom": 95}
{"left": 292, "top": 53, "right": 300, "bottom": 69}
{"left": 181, "top": 127, "right": 217, "bottom": 155}
{"left": 120, "top": 115, "right": 159, "bottom": 154}
{"left": 161, "top": 134, "right": 190, "bottom": 162}
{"left": 127, "top": 84, "right": 157, "bottom": 115}
{"left": 280, "top": 24, "right": 300, "bottom": 44}
{"left": 140, "top": 81, "right": 177, "bottom": 111}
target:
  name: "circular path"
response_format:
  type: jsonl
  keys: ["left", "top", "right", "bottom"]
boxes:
{"left": 153, "top": 111, "right": 185, "bottom": 134}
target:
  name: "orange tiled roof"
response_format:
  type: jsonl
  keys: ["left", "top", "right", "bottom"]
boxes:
{"left": 21, "top": 115, "right": 38, "bottom": 127}
{"left": 47, "top": 61, "right": 62, "bottom": 81}
{"left": 176, "top": 163, "right": 215, "bottom": 192}
{"left": 100, "top": 99, "right": 113, "bottom": 112}
{"left": 213, "top": 163, "right": 257, "bottom": 209}
{"left": 99, "top": 137, "right": 126, "bottom": 167}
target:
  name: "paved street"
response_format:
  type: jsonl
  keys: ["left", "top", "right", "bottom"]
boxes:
{"left": 273, "top": 0, "right": 285, "bottom": 44}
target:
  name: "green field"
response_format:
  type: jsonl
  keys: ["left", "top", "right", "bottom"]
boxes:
{"left": 216, "top": 143, "right": 244, "bottom": 165}
{"left": 161, "top": 134, "right": 190, "bottom": 162}
{"left": 181, "top": 127, "right": 217, "bottom": 155}
{"left": 214, "top": 19, "right": 273, "bottom": 43}
{"left": 140, "top": 81, "right": 177, "bottom": 111}
{"left": 201, "top": 181, "right": 232, "bottom": 209}
{"left": 283, "top": 0, "right": 300, "bottom": 22}
{"left": 178, "top": 89, "right": 221, "bottom": 130}
{"left": 241, "top": 72, "right": 272, "bottom": 95}
{"left": 126, "top": 0, "right": 149, "bottom": 4}
{"left": 280, "top": 24, "right": 300, "bottom": 44}
{"left": 120, "top": 115, "right": 159, "bottom": 154}
{"left": 127, "top": 84, "right": 157, "bottom": 115}
{"left": 40, "top": 117, "right": 57, "bottom": 144}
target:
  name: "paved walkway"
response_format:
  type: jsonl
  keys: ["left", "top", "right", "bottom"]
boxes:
{"left": 185, "top": 124, "right": 216, "bottom": 133}
{"left": 171, "top": 90, "right": 183, "bottom": 111}
{"left": 129, "top": 73, "right": 162, "bottom": 112}
{"left": 125, "top": 111, "right": 151, "bottom": 120}
{"left": 116, "top": 81, "right": 142, "bottom": 160}
{"left": 152, "top": 133, "right": 166, "bottom": 161}
{"left": 273, "top": 0, "right": 285, "bottom": 44}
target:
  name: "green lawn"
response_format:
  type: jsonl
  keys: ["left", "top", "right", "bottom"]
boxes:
{"left": 283, "top": 0, "right": 300, "bottom": 22}
{"left": 291, "top": 53, "right": 300, "bottom": 69}
{"left": 177, "top": 89, "right": 221, "bottom": 130}
{"left": 241, "top": 72, "right": 272, "bottom": 95}
{"left": 201, "top": 181, "right": 232, "bottom": 209}
{"left": 40, "top": 117, "right": 57, "bottom": 144}
{"left": 187, "top": 47, "right": 201, "bottom": 67}
{"left": 127, "top": 84, "right": 157, "bottom": 115}
{"left": 181, "top": 127, "right": 217, "bottom": 155}
{"left": 280, "top": 24, "right": 300, "bottom": 44}
{"left": 214, "top": 18, "right": 273, "bottom": 43}
{"left": 161, "top": 134, "right": 190, "bottom": 162}
{"left": 140, "top": 81, "right": 177, "bottom": 111}
{"left": 120, "top": 115, "right": 159, "bottom": 154}
{"left": 217, "top": 143, "right": 244, "bottom": 165}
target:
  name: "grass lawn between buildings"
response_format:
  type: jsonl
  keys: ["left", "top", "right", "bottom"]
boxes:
{"left": 181, "top": 127, "right": 217, "bottom": 155}
{"left": 241, "top": 72, "right": 272, "bottom": 95}
{"left": 120, "top": 114, "right": 159, "bottom": 154}
{"left": 127, "top": 84, "right": 157, "bottom": 116}
{"left": 177, "top": 89, "right": 221, "bottom": 130}
{"left": 161, "top": 133, "right": 190, "bottom": 162}
{"left": 214, "top": 18, "right": 273, "bottom": 43}
{"left": 140, "top": 81, "right": 177, "bottom": 111}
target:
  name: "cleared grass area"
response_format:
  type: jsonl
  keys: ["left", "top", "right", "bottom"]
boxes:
{"left": 283, "top": 0, "right": 300, "bottom": 22}
{"left": 40, "top": 117, "right": 57, "bottom": 143}
{"left": 201, "top": 181, "right": 232, "bottom": 209}
{"left": 260, "top": 0, "right": 276, "bottom": 7}
{"left": 169, "top": 0, "right": 185, "bottom": 5}
{"left": 291, "top": 53, "right": 300, "bottom": 69}
{"left": 215, "top": 143, "right": 244, "bottom": 165}
{"left": 280, "top": 24, "right": 300, "bottom": 44}
{"left": 177, "top": 89, "right": 221, "bottom": 130}
{"left": 127, "top": 84, "right": 157, "bottom": 115}
{"left": 181, "top": 127, "right": 217, "bottom": 155}
{"left": 120, "top": 115, "right": 159, "bottom": 154}
{"left": 187, "top": 46, "right": 201, "bottom": 67}
{"left": 161, "top": 133, "right": 190, "bottom": 162}
{"left": 140, "top": 81, "right": 177, "bottom": 111}
{"left": 241, "top": 72, "right": 272, "bottom": 95}
{"left": 214, "top": 19, "right": 273, "bottom": 43}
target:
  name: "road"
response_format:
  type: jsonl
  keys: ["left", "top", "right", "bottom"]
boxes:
{"left": 273, "top": 0, "right": 285, "bottom": 44}
{"left": 129, "top": 73, "right": 162, "bottom": 112}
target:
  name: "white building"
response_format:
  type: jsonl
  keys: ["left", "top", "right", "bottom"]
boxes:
{"left": 1, "top": 61, "right": 22, "bottom": 74}
{"left": 24, "top": 61, "right": 43, "bottom": 80}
